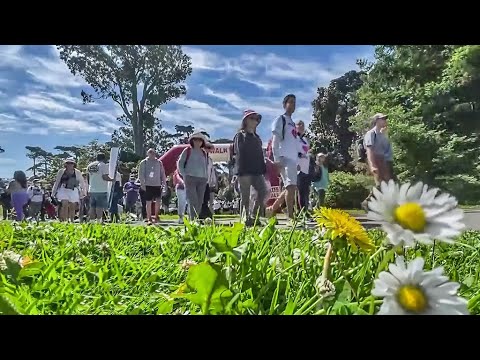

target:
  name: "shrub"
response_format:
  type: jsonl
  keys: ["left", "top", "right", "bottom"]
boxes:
{"left": 324, "top": 171, "right": 374, "bottom": 209}
{"left": 436, "top": 175, "right": 480, "bottom": 205}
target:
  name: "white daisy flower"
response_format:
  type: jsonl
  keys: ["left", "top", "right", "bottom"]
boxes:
{"left": 292, "top": 248, "right": 311, "bottom": 264}
{"left": 372, "top": 256, "right": 469, "bottom": 315}
{"left": 269, "top": 256, "right": 283, "bottom": 271}
{"left": 367, "top": 180, "right": 464, "bottom": 246}
{"left": 180, "top": 259, "right": 197, "bottom": 270}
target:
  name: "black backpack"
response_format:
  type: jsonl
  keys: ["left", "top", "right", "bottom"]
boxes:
{"left": 357, "top": 132, "right": 376, "bottom": 163}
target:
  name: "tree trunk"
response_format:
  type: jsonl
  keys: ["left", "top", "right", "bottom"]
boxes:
{"left": 132, "top": 87, "right": 144, "bottom": 156}
{"left": 132, "top": 112, "right": 144, "bottom": 156}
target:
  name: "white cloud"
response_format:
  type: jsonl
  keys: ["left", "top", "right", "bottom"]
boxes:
{"left": 203, "top": 87, "right": 313, "bottom": 125}
{"left": 183, "top": 46, "right": 371, "bottom": 93}
{"left": 22, "top": 110, "right": 117, "bottom": 135}
{"left": 5, "top": 91, "right": 120, "bottom": 136}
{"left": 0, "top": 114, "right": 18, "bottom": 130}
{"left": 162, "top": 97, "right": 239, "bottom": 134}
{"left": 12, "top": 94, "right": 73, "bottom": 113}
{"left": 0, "top": 45, "right": 85, "bottom": 89}
{"left": 183, "top": 46, "right": 223, "bottom": 72}
{"left": 0, "top": 45, "right": 373, "bottom": 148}
{"left": 0, "top": 45, "right": 24, "bottom": 67}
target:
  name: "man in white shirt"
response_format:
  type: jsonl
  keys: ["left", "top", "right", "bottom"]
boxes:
{"left": 27, "top": 180, "right": 44, "bottom": 219}
{"left": 296, "top": 120, "right": 311, "bottom": 215}
{"left": 269, "top": 94, "right": 300, "bottom": 222}
{"left": 87, "top": 153, "right": 114, "bottom": 222}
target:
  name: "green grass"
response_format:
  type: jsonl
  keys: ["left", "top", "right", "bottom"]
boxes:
{"left": 0, "top": 220, "right": 478, "bottom": 315}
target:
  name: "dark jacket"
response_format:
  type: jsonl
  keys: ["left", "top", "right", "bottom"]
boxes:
{"left": 233, "top": 131, "right": 266, "bottom": 176}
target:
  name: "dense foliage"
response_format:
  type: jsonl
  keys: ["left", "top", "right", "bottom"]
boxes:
{"left": 323, "top": 172, "right": 373, "bottom": 209}
{"left": 351, "top": 45, "right": 480, "bottom": 202}
{"left": 309, "top": 70, "right": 364, "bottom": 169}
{"left": 0, "top": 221, "right": 478, "bottom": 315}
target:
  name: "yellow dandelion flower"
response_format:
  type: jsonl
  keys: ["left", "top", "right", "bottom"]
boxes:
{"left": 313, "top": 207, "right": 375, "bottom": 252}
{"left": 20, "top": 256, "right": 33, "bottom": 267}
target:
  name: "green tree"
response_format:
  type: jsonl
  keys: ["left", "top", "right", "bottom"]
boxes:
{"left": 57, "top": 45, "right": 192, "bottom": 156}
{"left": 76, "top": 140, "right": 111, "bottom": 171}
{"left": 54, "top": 146, "right": 82, "bottom": 163}
{"left": 353, "top": 45, "right": 480, "bottom": 203}
{"left": 111, "top": 114, "right": 175, "bottom": 155}
{"left": 309, "top": 70, "right": 364, "bottom": 169}
{"left": 25, "top": 146, "right": 48, "bottom": 177}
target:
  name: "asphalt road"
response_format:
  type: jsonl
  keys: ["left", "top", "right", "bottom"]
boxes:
{"left": 133, "top": 210, "right": 480, "bottom": 230}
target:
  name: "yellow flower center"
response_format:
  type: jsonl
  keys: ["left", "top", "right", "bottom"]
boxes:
{"left": 397, "top": 285, "right": 428, "bottom": 313}
{"left": 394, "top": 202, "right": 426, "bottom": 233}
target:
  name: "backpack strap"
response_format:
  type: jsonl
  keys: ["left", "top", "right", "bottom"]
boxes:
{"left": 183, "top": 147, "right": 192, "bottom": 168}
{"left": 281, "top": 115, "right": 286, "bottom": 140}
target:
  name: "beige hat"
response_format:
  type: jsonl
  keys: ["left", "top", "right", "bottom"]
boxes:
{"left": 64, "top": 157, "right": 76, "bottom": 165}
{"left": 189, "top": 132, "right": 207, "bottom": 144}
{"left": 372, "top": 113, "right": 388, "bottom": 121}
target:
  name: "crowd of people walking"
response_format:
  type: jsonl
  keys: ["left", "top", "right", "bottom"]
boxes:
{"left": 0, "top": 93, "right": 393, "bottom": 227}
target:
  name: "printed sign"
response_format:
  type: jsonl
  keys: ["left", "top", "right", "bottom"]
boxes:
{"left": 269, "top": 186, "right": 281, "bottom": 200}
{"left": 206, "top": 144, "right": 231, "bottom": 163}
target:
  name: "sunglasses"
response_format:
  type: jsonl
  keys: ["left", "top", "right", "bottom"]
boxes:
{"left": 247, "top": 116, "right": 261, "bottom": 122}
{"left": 66, "top": 162, "right": 74, "bottom": 165}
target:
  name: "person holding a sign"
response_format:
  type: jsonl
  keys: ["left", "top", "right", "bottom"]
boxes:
{"left": 86, "top": 153, "right": 113, "bottom": 223}
{"left": 138, "top": 148, "right": 167, "bottom": 225}
{"left": 232, "top": 109, "right": 267, "bottom": 227}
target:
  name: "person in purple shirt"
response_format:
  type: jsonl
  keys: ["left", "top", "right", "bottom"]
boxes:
{"left": 123, "top": 174, "right": 140, "bottom": 214}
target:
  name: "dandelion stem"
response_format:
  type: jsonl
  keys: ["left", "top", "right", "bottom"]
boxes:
{"left": 431, "top": 240, "right": 436, "bottom": 268}
{"left": 321, "top": 241, "right": 334, "bottom": 282}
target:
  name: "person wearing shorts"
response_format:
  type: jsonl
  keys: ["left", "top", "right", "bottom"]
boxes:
{"left": 27, "top": 180, "right": 44, "bottom": 220}
{"left": 268, "top": 94, "right": 301, "bottom": 223}
{"left": 138, "top": 148, "right": 166, "bottom": 225}
{"left": 52, "top": 158, "right": 86, "bottom": 222}
{"left": 87, "top": 153, "right": 113, "bottom": 222}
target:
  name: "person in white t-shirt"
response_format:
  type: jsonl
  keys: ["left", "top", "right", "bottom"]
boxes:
{"left": 296, "top": 120, "right": 311, "bottom": 215}
{"left": 87, "top": 153, "right": 114, "bottom": 222}
{"left": 27, "top": 180, "right": 44, "bottom": 219}
{"left": 268, "top": 94, "right": 301, "bottom": 223}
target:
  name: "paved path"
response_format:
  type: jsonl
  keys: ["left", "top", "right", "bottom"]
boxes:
{"left": 131, "top": 210, "right": 480, "bottom": 230}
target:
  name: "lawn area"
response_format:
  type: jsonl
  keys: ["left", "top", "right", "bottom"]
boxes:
{"left": 0, "top": 220, "right": 478, "bottom": 315}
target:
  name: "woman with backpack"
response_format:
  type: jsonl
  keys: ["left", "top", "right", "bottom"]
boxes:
{"left": 52, "top": 158, "right": 86, "bottom": 222}
{"left": 7, "top": 171, "right": 29, "bottom": 221}
{"left": 177, "top": 132, "right": 209, "bottom": 220}
{"left": 232, "top": 109, "right": 267, "bottom": 226}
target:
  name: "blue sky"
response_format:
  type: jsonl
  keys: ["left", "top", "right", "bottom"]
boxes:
{"left": 0, "top": 45, "right": 374, "bottom": 178}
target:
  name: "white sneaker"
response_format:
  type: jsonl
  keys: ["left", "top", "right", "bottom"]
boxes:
{"left": 177, "top": 217, "right": 184, "bottom": 224}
